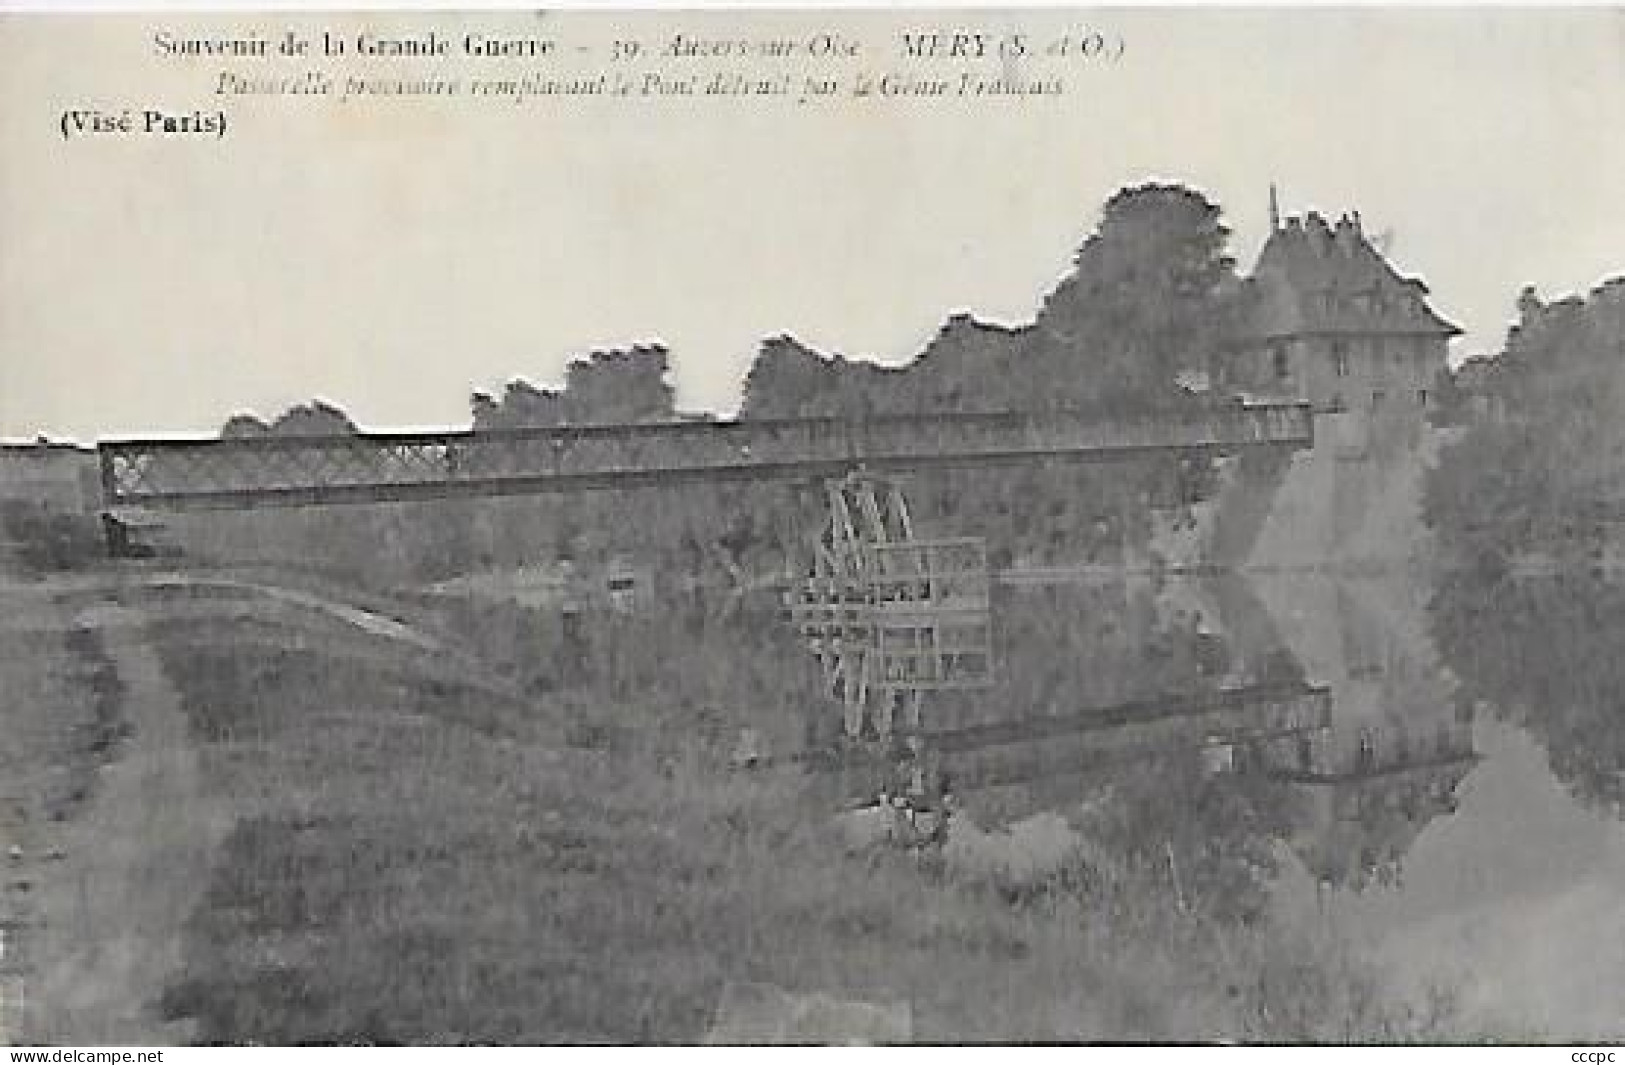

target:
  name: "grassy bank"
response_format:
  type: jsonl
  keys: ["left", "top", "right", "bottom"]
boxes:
{"left": 0, "top": 605, "right": 127, "bottom": 828}
{"left": 139, "top": 604, "right": 1460, "bottom": 1044}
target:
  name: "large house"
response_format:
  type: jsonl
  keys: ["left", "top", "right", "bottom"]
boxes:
{"left": 1220, "top": 197, "right": 1461, "bottom": 455}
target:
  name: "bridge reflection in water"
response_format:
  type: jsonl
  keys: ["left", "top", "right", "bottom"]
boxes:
{"left": 783, "top": 568, "right": 1482, "bottom": 899}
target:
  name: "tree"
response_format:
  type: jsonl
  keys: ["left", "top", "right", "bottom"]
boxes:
{"left": 737, "top": 184, "right": 1239, "bottom": 420}
{"left": 740, "top": 335, "right": 842, "bottom": 419}
{"left": 269, "top": 399, "right": 357, "bottom": 436}
{"left": 1426, "top": 364, "right": 1470, "bottom": 428}
{"left": 220, "top": 413, "right": 271, "bottom": 438}
{"left": 563, "top": 345, "right": 675, "bottom": 424}
{"left": 1028, "top": 183, "right": 1239, "bottom": 410}
{"left": 472, "top": 380, "right": 567, "bottom": 431}
{"left": 472, "top": 346, "right": 675, "bottom": 430}
{"left": 1425, "top": 276, "right": 1625, "bottom": 565}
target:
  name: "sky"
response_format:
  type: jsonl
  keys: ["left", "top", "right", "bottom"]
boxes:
{"left": 1, "top": 7, "right": 1622, "bottom": 442}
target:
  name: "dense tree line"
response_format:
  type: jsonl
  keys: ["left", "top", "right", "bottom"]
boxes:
{"left": 741, "top": 184, "right": 1235, "bottom": 419}
{"left": 1423, "top": 277, "right": 1625, "bottom": 567}
{"left": 729, "top": 184, "right": 1240, "bottom": 573}
{"left": 472, "top": 345, "right": 676, "bottom": 429}
{"left": 220, "top": 400, "right": 359, "bottom": 438}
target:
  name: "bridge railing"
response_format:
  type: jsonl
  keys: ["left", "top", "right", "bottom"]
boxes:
{"left": 98, "top": 403, "right": 1313, "bottom": 509}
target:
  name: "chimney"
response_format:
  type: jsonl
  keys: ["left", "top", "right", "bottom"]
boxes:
{"left": 1335, "top": 213, "right": 1359, "bottom": 254}
{"left": 1269, "top": 183, "right": 1281, "bottom": 231}
{"left": 1304, "top": 211, "right": 1331, "bottom": 254}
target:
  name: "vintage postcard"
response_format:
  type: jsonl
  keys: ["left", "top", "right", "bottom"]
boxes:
{"left": 1, "top": 4, "right": 1622, "bottom": 1049}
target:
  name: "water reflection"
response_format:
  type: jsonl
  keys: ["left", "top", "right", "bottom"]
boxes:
{"left": 505, "top": 559, "right": 1623, "bottom": 1034}
{"left": 532, "top": 563, "right": 1617, "bottom": 852}
{"left": 1260, "top": 568, "right": 1625, "bottom": 1040}
{"left": 1430, "top": 570, "right": 1625, "bottom": 818}
{"left": 1238, "top": 574, "right": 1481, "bottom": 895}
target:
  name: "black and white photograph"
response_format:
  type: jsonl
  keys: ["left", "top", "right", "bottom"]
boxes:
{"left": 1, "top": 4, "right": 1622, "bottom": 1048}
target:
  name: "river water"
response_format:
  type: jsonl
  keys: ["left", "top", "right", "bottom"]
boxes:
{"left": 1251, "top": 571, "right": 1625, "bottom": 1040}
{"left": 547, "top": 558, "right": 1625, "bottom": 1040}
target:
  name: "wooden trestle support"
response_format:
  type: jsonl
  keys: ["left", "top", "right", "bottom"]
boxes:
{"left": 786, "top": 471, "right": 994, "bottom": 742}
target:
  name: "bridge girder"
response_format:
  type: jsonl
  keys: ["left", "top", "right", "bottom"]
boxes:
{"left": 97, "top": 405, "right": 1314, "bottom": 511}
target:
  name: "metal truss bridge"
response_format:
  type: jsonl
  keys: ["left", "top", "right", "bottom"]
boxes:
{"left": 98, "top": 403, "right": 1313, "bottom": 510}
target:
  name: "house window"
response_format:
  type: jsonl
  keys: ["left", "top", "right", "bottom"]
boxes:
{"left": 1418, "top": 389, "right": 1430, "bottom": 408}
{"left": 1332, "top": 340, "right": 1350, "bottom": 377}
{"left": 1371, "top": 389, "right": 1385, "bottom": 409}
{"left": 1272, "top": 343, "right": 1290, "bottom": 382}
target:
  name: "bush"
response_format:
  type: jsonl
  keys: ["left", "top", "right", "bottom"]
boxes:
{"left": 1, "top": 501, "right": 104, "bottom": 573}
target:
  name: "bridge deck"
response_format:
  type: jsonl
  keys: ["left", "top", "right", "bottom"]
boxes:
{"left": 98, "top": 404, "right": 1313, "bottom": 510}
